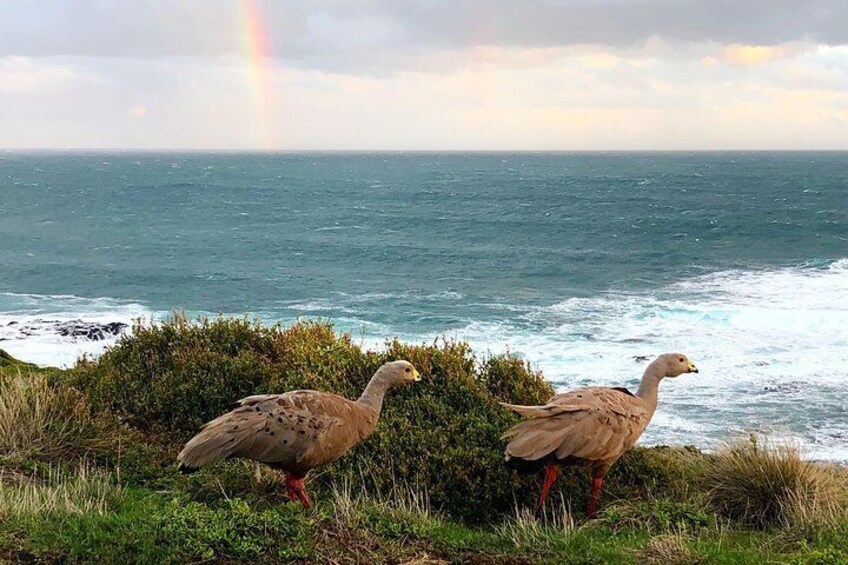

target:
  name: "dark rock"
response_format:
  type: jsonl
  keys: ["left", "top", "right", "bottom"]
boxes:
{"left": 762, "top": 382, "right": 803, "bottom": 394}
{"left": 53, "top": 320, "right": 128, "bottom": 341}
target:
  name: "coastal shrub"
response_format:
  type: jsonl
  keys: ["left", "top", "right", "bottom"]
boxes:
{"left": 599, "top": 498, "right": 713, "bottom": 533}
{"left": 478, "top": 354, "right": 550, "bottom": 405}
{"left": 607, "top": 445, "right": 699, "bottom": 501}
{"left": 69, "top": 314, "right": 381, "bottom": 433}
{"left": 67, "top": 316, "right": 557, "bottom": 521}
{"left": 66, "top": 314, "right": 706, "bottom": 522}
{"left": 700, "top": 436, "right": 848, "bottom": 529}
{"left": 155, "top": 498, "right": 310, "bottom": 562}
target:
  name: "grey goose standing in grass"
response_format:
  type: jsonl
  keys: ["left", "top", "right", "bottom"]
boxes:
{"left": 500, "top": 353, "right": 698, "bottom": 518}
{"left": 177, "top": 360, "right": 421, "bottom": 508}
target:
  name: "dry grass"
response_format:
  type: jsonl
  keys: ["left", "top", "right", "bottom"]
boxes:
{"left": 639, "top": 532, "right": 699, "bottom": 564}
{"left": 700, "top": 435, "right": 848, "bottom": 529}
{"left": 0, "top": 461, "right": 122, "bottom": 518}
{"left": 497, "top": 496, "right": 574, "bottom": 550}
{"left": 0, "top": 371, "right": 108, "bottom": 461}
{"left": 330, "top": 474, "right": 435, "bottom": 527}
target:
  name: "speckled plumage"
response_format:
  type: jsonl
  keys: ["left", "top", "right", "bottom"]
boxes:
{"left": 502, "top": 386, "right": 650, "bottom": 470}
{"left": 501, "top": 353, "right": 698, "bottom": 516}
{"left": 177, "top": 390, "right": 379, "bottom": 475}
{"left": 177, "top": 360, "right": 420, "bottom": 506}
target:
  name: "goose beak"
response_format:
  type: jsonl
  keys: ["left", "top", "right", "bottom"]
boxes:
{"left": 412, "top": 369, "right": 421, "bottom": 382}
{"left": 687, "top": 362, "right": 699, "bottom": 373}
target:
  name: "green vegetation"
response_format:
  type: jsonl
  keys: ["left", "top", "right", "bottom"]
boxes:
{"left": 2, "top": 315, "right": 847, "bottom": 563}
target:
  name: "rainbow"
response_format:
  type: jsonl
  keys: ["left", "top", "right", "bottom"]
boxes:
{"left": 239, "top": 0, "right": 276, "bottom": 149}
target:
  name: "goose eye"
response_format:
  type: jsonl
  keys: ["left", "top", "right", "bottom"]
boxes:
{"left": 678, "top": 357, "right": 685, "bottom": 363}
{"left": 404, "top": 367, "right": 411, "bottom": 373}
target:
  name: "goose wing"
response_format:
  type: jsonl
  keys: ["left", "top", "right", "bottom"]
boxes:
{"left": 501, "top": 387, "right": 649, "bottom": 464}
{"left": 178, "top": 390, "right": 368, "bottom": 473}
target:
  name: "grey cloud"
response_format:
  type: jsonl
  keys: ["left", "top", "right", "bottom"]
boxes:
{"left": 386, "top": 0, "right": 848, "bottom": 50}
{"left": 1, "top": 0, "right": 845, "bottom": 66}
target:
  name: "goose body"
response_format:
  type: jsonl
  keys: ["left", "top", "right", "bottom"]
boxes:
{"left": 177, "top": 360, "right": 420, "bottom": 506}
{"left": 501, "top": 353, "right": 698, "bottom": 517}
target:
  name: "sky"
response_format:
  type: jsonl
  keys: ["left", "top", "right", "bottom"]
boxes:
{"left": 1, "top": 0, "right": 847, "bottom": 150}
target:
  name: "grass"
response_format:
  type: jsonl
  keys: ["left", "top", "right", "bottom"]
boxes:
{"left": 2, "top": 317, "right": 848, "bottom": 563}
{"left": 638, "top": 532, "right": 698, "bottom": 564}
{"left": 0, "top": 371, "right": 112, "bottom": 462}
{"left": 0, "top": 461, "right": 122, "bottom": 519}
{"left": 496, "top": 500, "right": 575, "bottom": 552}
{"left": 700, "top": 435, "right": 848, "bottom": 530}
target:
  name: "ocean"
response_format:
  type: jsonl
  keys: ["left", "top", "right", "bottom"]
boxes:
{"left": 1, "top": 151, "right": 846, "bottom": 459}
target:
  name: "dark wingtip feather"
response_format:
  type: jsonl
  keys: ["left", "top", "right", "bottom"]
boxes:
{"left": 505, "top": 455, "right": 549, "bottom": 475}
{"left": 177, "top": 463, "right": 199, "bottom": 474}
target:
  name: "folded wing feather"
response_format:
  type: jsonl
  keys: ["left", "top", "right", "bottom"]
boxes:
{"left": 178, "top": 390, "right": 368, "bottom": 473}
{"left": 501, "top": 387, "right": 649, "bottom": 464}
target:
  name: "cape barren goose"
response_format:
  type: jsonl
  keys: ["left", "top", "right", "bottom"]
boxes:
{"left": 178, "top": 360, "right": 421, "bottom": 508}
{"left": 501, "top": 353, "right": 698, "bottom": 518}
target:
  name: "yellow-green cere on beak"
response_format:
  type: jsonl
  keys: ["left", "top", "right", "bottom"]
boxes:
{"left": 413, "top": 369, "right": 421, "bottom": 381}
{"left": 687, "top": 362, "right": 699, "bottom": 373}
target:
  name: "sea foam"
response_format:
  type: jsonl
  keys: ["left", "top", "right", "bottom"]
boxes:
{"left": 404, "top": 260, "right": 848, "bottom": 459}
{"left": 2, "top": 260, "right": 846, "bottom": 459}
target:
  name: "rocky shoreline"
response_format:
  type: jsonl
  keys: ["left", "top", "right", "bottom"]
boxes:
{"left": 0, "top": 319, "right": 128, "bottom": 342}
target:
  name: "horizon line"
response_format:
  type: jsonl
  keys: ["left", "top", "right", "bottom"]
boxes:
{"left": 3, "top": 148, "right": 848, "bottom": 154}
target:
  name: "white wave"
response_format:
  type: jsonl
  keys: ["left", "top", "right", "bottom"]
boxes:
{"left": 0, "top": 292, "right": 158, "bottom": 368}
{"left": 2, "top": 260, "right": 847, "bottom": 460}
{"left": 364, "top": 260, "right": 848, "bottom": 460}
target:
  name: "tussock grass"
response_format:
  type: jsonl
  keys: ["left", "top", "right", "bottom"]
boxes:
{"left": 639, "top": 532, "right": 699, "bottom": 564}
{"left": 0, "top": 462, "right": 122, "bottom": 518}
{"left": 700, "top": 435, "right": 848, "bottom": 530}
{"left": 0, "top": 372, "right": 109, "bottom": 461}
{"left": 496, "top": 497, "right": 574, "bottom": 550}
{"left": 330, "top": 475, "right": 436, "bottom": 531}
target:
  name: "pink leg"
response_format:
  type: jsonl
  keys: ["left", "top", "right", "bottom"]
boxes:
{"left": 284, "top": 474, "right": 296, "bottom": 501}
{"left": 285, "top": 474, "right": 311, "bottom": 509}
{"left": 535, "top": 463, "right": 560, "bottom": 515}
{"left": 587, "top": 476, "right": 603, "bottom": 518}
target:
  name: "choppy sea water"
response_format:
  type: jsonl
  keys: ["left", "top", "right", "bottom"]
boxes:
{"left": 1, "top": 151, "right": 846, "bottom": 459}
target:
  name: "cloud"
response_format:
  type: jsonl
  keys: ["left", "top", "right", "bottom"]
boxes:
{"left": 724, "top": 44, "right": 787, "bottom": 66}
{"left": 0, "top": 56, "right": 94, "bottom": 93}
{"left": 0, "top": 0, "right": 846, "bottom": 72}
{"left": 1, "top": 2, "right": 846, "bottom": 149}
{"left": 129, "top": 104, "right": 147, "bottom": 118}
{"left": 4, "top": 45, "right": 846, "bottom": 150}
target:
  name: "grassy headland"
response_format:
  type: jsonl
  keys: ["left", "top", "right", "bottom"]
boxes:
{"left": 1, "top": 315, "right": 846, "bottom": 563}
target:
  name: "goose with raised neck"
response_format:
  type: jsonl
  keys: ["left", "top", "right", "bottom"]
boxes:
{"left": 357, "top": 365, "right": 399, "bottom": 414}
{"left": 177, "top": 360, "right": 421, "bottom": 508}
{"left": 500, "top": 352, "right": 698, "bottom": 518}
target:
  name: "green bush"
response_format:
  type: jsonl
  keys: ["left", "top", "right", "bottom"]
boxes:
{"left": 600, "top": 499, "right": 713, "bottom": 533}
{"left": 67, "top": 315, "right": 555, "bottom": 521}
{"left": 155, "top": 498, "right": 310, "bottom": 562}
{"left": 66, "top": 314, "right": 698, "bottom": 522}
